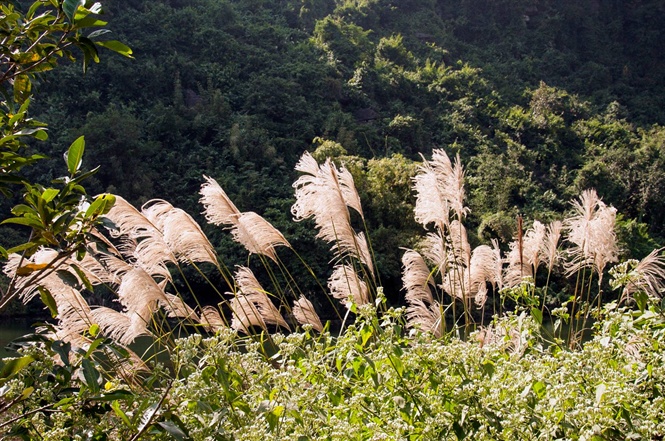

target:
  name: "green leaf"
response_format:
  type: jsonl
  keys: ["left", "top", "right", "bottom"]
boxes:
{"left": 85, "top": 193, "right": 115, "bottom": 217}
{"left": 63, "top": 0, "right": 85, "bottom": 21}
{"left": 1, "top": 217, "right": 43, "bottom": 228}
{"left": 52, "top": 341, "right": 71, "bottom": 367}
{"left": 66, "top": 136, "right": 85, "bottom": 175}
{"left": 39, "top": 287, "right": 58, "bottom": 318}
{"left": 0, "top": 356, "right": 35, "bottom": 380}
{"left": 81, "top": 358, "right": 100, "bottom": 393}
{"left": 156, "top": 420, "right": 190, "bottom": 441}
{"left": 89, "top": 390, "right": 133, "bottom": 402}
{"left": 41, "top": 188, "right": 59, "bottom": 203}
{"left": 111, "top": 400, "right": 133, "bottom": 428}
{"left": 95, "top": 40, "right": 133, "bottom": 58}
{"left": 530, "top": 307, "right": 543, "bottom": 325}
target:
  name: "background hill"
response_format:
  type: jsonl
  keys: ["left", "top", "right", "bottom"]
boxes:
{"left": 9, "top": 0, "right": 664, "bottom": 306}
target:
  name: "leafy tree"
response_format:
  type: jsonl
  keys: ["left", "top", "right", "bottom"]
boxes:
{"left": 0, "top": 0, "right": 130, "bottom": 310}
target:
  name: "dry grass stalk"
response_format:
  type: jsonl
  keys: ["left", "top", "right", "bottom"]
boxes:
{"left": 293, "top": 296, "right": 324, "bottom": 332}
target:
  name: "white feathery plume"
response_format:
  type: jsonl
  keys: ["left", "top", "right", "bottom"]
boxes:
{"left": 413, "top": 149, "right": 469, "bottom": 230}
{"left": 328, "top": 264, "right": 370, "bottom": 309}
{"left": 504, "top": 221, "right": 546, "bottom": 287}
{"left": 447, "top": 154, "right": 469, "bottom": 221}
{"left": 200, "top": 305, "right": 227, "bottom": 332}
{"left": 292, "top": 296, "right": 324, "bottom": 332}
{"left": 401, "top": 249, "right": 435, "bottom": 304}
{"left": 90, "top": 307, "right": 140, "bottom": 345}
{"left": 232, "top": 212, "right": 291, "bottom": 262}
{"left": 469, "top": 245, "right": 500, "bottom": 297}
{"left": 542, "top": 220, "right": 563, "bottom": 272}
{"left": 116, "top": 267, "right": 168, "bottom": 335}
{"left": 230, "top": 294, "right": 266, "bottom": 333}
{"left": 448, "top": 220, "right": 471, "bottom": 268}
{"left": 564, "top": 189, "right": 618, "bottom": 279}
{"left": 292, "top": 152, "right": 372, "bottom": 274}
{"left": 234, "top": 266, "right": 290, "bottom": 330}
{"left": 160, "top": 294, "right": 197, "bottom": 319}
{"left": 199, "top": 175, "right": 241, "bottom": 225}
{"left": 405, "top": 299, "right": 442, "bottom": 337}
{"left": 620, "top": 248, "right": 665, "bottom": 301}
{"left": 422, "top": 231, "right": 448, "bottom": 274}
{"left": 104, "top": 195, "right": 160, "bottom": 239}
{"left": 142, "top": 200, "right": 217, "bottom": 265}
{"left": 413, "top": 157, "right": 449, "bottom": 231}
{"left": 200, "top": 176, "right": 291, "bottom": 261}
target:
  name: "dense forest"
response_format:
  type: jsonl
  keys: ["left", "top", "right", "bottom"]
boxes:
{"left": 5, "top": 2, "right": 665, "bottom": 438}
{"left": 5, "top": 0, "right": 665, "bottom": 309}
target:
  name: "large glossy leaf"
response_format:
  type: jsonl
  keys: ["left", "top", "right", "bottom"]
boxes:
{"left": 0, "top": 356, "right": 35, "bottom": 381}
{"left": 95, "top": 40, "right": 133, "bottom": 58}
{"left": 66, "top": 136, "right": 85, "bottom": 175}
{"left": 63, "top": 0, "right": 85, "bottom": 21}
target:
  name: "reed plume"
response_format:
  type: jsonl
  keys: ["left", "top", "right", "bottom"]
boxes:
{"left": 328, "top": 264, "right": 370, "bottom": 309}
{"left": 142, "top": 200, "right": 218, "bottom": 266}
{"left": 413, "top": 149, "right": 469, "bottom": 231}
{"left": 234, "top": 266, "right": 290, "bottom": 330}
{"left": 564, "top": 189, "right": 618, "bottom": 280}
{"left": 292, "top": 296, "right": 324, "bottom": 332}
{"left": 200, "top": 305, "right": 227, "bottom": 332}
{"left": 504, "top": 220, "right": 546, "bottom": 287}
{"left": 292, "top": 152, "right": 373, "bottom": 274}
{"left": 619, "top": 248, "right": 665, "bottom": 301}
{"left": 199, "top": 175, "right": 241, "bottom": 225}
{"left": 200, "top": 176, "right": 290, "bottom": 261}
{"left": 402, "top": 249, "right": 442, "bottom": 336}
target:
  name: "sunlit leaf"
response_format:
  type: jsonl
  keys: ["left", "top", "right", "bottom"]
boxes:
{"left": 66, "top": 136, "right": 85, "bottom": 175}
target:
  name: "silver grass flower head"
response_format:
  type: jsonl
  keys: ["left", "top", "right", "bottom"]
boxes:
{"left": 618, "top": 247, "right": 665, "bottom": 301}
{"left": 234, "top": 266, "right": 290, "bottom": 330}
{"left": 293, "top": 296, "right": 324, "bottom": 332}
{"left": 405, "top": 299, "right": 442, "bottom": 338}
{"left": 160, "top": 293, "right": 197, "bottom": 319}
{"left": 199, "top": 175, "right": 241, "bottom": 226}
{"left": 504, "top": 220, "right": 546, "bottom": 288}
{"left": 200, "top": 305, "right": 227, "bottom": 332}
{"left": 448, "top": 219, "right": 471, "bottom": 268}
{"left": 422, "top": 231, "right": 448, "bottom": 274}
{"left": 104, "top": 195, "right": 161, "bottom": 240}
{"left": 564, "top": 189, "right": 618, "bottom": 277}
{"left": 543, "top": 220, "right": 563, "bottom": 272}
{"left": 401, "top": 249, "right": 435, "bottom": 304}
{"left": 232, "top": 211, "right": 291, "bottom": 262}
{"left": 116, "top": 267, "right": 168, "bottom": 322}
{"left": 328, "top": 264, "right": 370, "bottom": 309}
{"left": 292, "top": 151, "right": 372, "bottom": 273}
{"left": 91, "top": 307, "right": 141, "bottom": 345}
{"left": 142, "top": 200, "right": 217, "bottom": 265}
{"left": 230, "top": 294, "right": 266, "bottom": 333}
